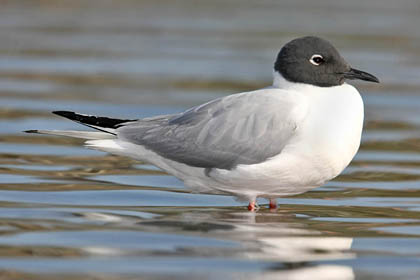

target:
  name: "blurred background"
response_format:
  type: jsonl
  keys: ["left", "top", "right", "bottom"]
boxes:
{"left": 0, "top": 0, "right": 419, "bottom": 279}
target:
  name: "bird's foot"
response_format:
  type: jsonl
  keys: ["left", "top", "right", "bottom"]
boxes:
{"left": 247, "top": 201, "right": 259, "bottom": 211}
{"left": 269, "top": 198, "right": 278, "bottom": 210}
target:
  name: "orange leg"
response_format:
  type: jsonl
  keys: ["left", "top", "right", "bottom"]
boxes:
{"left": 247, "top": 200, "right": 258, "bottom": 211}
{"left": 269, "top": 198, "right": 277, "bottom": 210}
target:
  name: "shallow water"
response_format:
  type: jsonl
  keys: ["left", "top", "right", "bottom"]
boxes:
{"left": 0, "top": 1, "right": 420, "bottom": 279}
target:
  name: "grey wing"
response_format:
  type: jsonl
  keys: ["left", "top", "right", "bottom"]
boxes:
{"left": 117, "top": 90, "right": 300, "bottom": 170}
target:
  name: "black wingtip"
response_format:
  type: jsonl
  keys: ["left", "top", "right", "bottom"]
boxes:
{"left": 52, "top": 111, "right": 76, "bottom": 118}
{"left": 52, "top": 111, "right": 87, "bottom": 123}
{"left": 24, "top": 129, "right": 39, "bottom": 134}
{"left": 51, "top": 110, "right": 136, "bottom": 132}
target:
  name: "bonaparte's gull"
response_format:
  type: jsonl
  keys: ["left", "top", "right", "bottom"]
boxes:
{"left": 26, "top": 36, "right": 379, "bottom": 211}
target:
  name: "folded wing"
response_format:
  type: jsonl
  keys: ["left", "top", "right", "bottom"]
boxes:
{"left": 117, "top": 89, "right": 302, "bottom": 170}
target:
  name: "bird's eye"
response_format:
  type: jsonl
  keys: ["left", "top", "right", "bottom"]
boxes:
{"left": 309, "top": 54, "right": 325, "bottom": 66}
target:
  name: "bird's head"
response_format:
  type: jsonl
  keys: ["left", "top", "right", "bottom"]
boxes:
{"left": 274, "top": 36, "right": 379, "bottom": 87}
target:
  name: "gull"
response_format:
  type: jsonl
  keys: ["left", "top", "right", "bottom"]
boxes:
{"left": 26, "top": 36, "right": 379, "bottom": 211}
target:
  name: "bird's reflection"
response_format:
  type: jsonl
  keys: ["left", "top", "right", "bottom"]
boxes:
{"left": 201, "top": 210, "right": 355, "bottom": 279}
{"left": 222, "top": 212, "right": 354, "bottom": 260}
{"left": 75, "top": 208, "right": 355, "bottom": 279}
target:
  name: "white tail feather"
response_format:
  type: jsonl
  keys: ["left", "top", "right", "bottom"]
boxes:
{"left": 27, "top": 130, "right": 115, "bottom": 140}
{"left": 85, "top": 139, "right": 127, "bottom": 156}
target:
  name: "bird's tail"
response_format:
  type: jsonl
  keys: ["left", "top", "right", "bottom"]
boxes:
{"left": 24, "top": 129, "right": 115, "bottom": 140}
{"left": 24, "top": 111, "right": 137, "bottom": 140}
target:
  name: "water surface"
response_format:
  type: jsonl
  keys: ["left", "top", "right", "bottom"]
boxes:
{"left": 0, "top": 1, "right": 420, "bottom": 279}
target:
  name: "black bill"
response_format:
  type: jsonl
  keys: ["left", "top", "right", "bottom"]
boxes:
{"left": 343, "top": 68, "right": 379, "bottom": 83}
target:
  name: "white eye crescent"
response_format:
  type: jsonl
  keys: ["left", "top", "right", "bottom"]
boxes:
{"left": 309, "top": 54, "right": 325, "bottom": 66}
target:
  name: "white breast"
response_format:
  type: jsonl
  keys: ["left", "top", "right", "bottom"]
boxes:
{"left": 210, "top": 81, "right": 364, "bottom": 199}
{"left": 289, "top": 83, "right": 364, "bottom": 177}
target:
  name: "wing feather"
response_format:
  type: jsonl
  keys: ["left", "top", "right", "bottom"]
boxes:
{"left": 117, "top": 88, "right": 305, "bottom": 169}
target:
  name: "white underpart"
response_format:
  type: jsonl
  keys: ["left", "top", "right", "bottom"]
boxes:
{"left": 87, "top": 71, "right": 364, "bottom": 202}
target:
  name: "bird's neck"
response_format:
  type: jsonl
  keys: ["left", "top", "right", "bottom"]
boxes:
{"left": 273, "top": 71, "right": 304, "bottom": 89}
{"left": 272, "top": 71, "right": 346, "bottom": 93}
